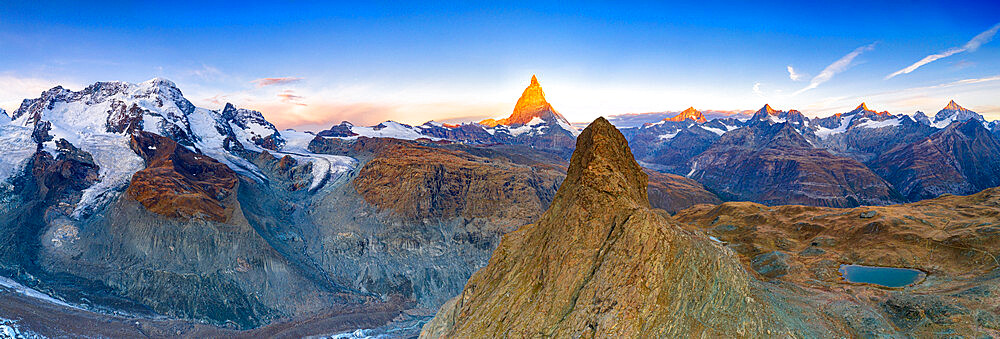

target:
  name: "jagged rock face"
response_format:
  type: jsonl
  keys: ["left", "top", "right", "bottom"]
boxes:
{"left": 305, "top": 135, "right": 719, "bottom": 312}
{"left": 689, "top": 122, "right": 904, "bottom": 207}
{"left": 869, "top": 119, "right": 1000, "bottom": 200}
{"left": 126, "top": 131, "right": 238, "bottom": 222}
{"left": 352, "top": 141, "right": 563, "bottom": 224}
{"left": 913, "top": 111, "right": 931, "bottom": 125}
{"left": 421, "top": 118, "right": 830, "bottom": 338}
{"left": 674, "top": 186, "right": 1000, "bottom": 338}
{"left": 316, "top": 121, "right": 358, "bottom": 137}
{"left": 11, "top": 79, "right": 197, "bottom": 145}
{"left": 219, "top": 103, "right": 284, "bottom": 151}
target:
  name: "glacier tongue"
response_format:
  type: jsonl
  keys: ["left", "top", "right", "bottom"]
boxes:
{"left": 279, "top": 130, "right": 356, "bottom": 191}
{"left": 0, "top": 124, "right": 36, "bottom": 183}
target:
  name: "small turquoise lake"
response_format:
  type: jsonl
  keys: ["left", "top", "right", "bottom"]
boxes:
{"left": 839, "top": 264, "right": 925, "bottom": 288}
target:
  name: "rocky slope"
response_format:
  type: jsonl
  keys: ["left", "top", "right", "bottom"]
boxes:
{"left": 674, "top": 184, "right": 1000, "bottom": 337}
{"left": 420, "top": 118, "right": 837, "bottom": 338}
{"left": 689, "top": 117, "right": 904, "bottom": 207}
{"left": 423, "top": 117, "right": 1000, "bottom": 338}
{"left": 869, "top": 119, "right": 1000, "bottom": 200}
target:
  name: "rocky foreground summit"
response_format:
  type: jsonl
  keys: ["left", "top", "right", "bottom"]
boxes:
{"left": 421, "top": 118, "right": 830, "bottom": 337}
{"left": 422, "top": 117, "right": 1000, "bottom": 338}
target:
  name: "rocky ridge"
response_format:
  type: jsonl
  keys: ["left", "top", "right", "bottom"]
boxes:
{"left": 420, "top": 118, "right": 836, "bottom": 337}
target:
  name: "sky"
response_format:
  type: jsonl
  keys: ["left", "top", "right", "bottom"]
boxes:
{"left": 1, "top": 1, "right": 1000, "bottom": 130}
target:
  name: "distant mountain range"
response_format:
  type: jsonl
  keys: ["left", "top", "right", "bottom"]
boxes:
{"left": 621, "top": 101, "right": 1000, "bottom": 207}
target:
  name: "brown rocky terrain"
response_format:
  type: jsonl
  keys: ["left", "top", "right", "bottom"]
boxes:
{"left": 673, "top": 185, "right": 1000, "bottom": 337}
{"left": 126, "top": 131, "right": 238, "bottom": 222}
{"left": 644, "top": 168, "right": 721, "bottom": 213}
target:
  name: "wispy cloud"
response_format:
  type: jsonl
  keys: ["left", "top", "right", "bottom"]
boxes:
{"left": 752, "top": 82, "right": 765, "bottom": 98}
{"left": 190, "top": 64, "right": 223, "bottom": 80}
{"left": 277, "top": 89, "right": 307, "bottom": 106}
{"left": 787, "top": 65, "right": 805, "bottom": 81}
{"left": 203, "top": 94, "right": 230, "bottom": 105}
{"left": 886, "top": 23, "right": 1000, "bottom": 79}
{"left": 793, "top": 43, "right": 876, "bottom": 96}
{"left": 252, "top": 77, "right": 303, "bottom": 87}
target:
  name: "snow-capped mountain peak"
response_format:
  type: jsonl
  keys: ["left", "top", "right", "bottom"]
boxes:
{"left": 665, "top": 107, "right": 708, "bottom": 123}
{"left": 2, "top": 78, "right": 356, "bottom": 218}
{"left": 932, "top": 100, "right": 984, "bottom": 129}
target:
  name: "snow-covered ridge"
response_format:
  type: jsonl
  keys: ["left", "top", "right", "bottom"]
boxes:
{"left": 2, "top": 78, "right": 361, "bottom": 219}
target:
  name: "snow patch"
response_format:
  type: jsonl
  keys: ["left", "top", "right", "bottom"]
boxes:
{"left": 658, "top": 131, "right": 680, "bottom": 140}
{"left": 344, "top": 121, "right": 442, "bottom": 141}
{"left": 700, "top": 125, "right": 726, "bottom": 136}
{"left": 857, "top": 117, "right": 902, "bottom": 129}
{"left": 186, "top": 108, "right": 267, "bottom": 181}
{"left": 687, "top": 161, "right": 698, "bottom": 177}
{"left": 555, "top": 118, "right": 581, "bottom": 136}
{"left": 0, "top": 124, "right": 36, "bottom": 182}
{"left": 814, "top": 114, "right": 854, "bottom": 140}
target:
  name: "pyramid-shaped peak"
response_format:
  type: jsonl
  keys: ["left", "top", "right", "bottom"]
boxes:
{"left": 857, "top": 102, "right": 869, "bottom": 111}
{"left": 666, "top": 107, "right": 707, "bottom": 123}
{"left": 565, "top": 117, "right": 649, "bottom": 206}
{"left": 479, "top": 75, "right": 570, "bottom": 127}
{"left": 944, "top": 100, "right": 965, "bottom": 111}
{"left": 757, "top": 104, "right": 778, "bottom": 115}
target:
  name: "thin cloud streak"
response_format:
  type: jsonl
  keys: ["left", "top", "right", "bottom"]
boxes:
{"left": 253, "top": 77, "right": 303, "bottom": 87}
{"left": 886, "top": 22, "right": 1000, "bottom": 79}
{"left": 787, "top": 65, "right": 805, "bottom": 81}
{"left": 277, "top": 90, "right": 307, "bottom": 106}
{"left": 793, "top": 43, "right": 876, "bottom": 96}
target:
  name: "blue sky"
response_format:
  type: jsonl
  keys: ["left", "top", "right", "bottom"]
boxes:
{"left": 2, "top": 1, "right": 999, "bottom": 130}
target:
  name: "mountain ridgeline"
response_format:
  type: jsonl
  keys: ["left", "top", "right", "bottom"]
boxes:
{"left": 0, "top": 76, "right": 716, "bottom": 334}
{"left": 422, "top": 117, "right": 1000, "bottom": 338}
{"left": 1, "top": 75, "right": 1000, "bottom": 336}
{"left": 624, "top": 101, "right": 1000, "bottom": 207}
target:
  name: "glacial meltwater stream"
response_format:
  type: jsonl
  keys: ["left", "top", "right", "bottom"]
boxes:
{"left": 839, "top": 264, "right": 925, "bottom": 288}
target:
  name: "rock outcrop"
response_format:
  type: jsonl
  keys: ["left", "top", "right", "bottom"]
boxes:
{"left": 421, "top": 118, "right": 829, "bottom": 338}
{"left": 127, "top": 131, "right": 238, "bottom": 222}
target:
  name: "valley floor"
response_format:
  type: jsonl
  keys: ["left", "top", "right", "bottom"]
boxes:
{"left": 0, "top": 284, "right": 424, "bottom": 338}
